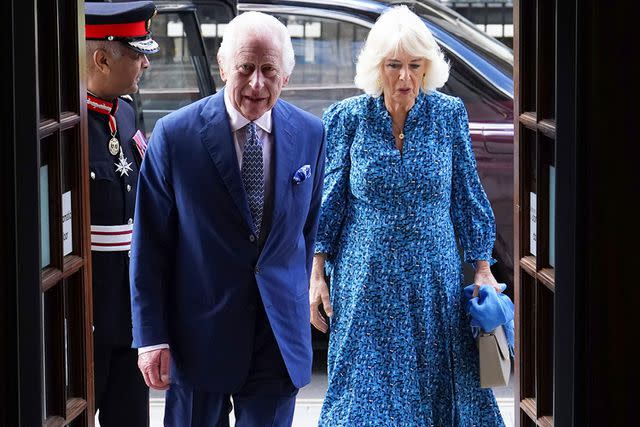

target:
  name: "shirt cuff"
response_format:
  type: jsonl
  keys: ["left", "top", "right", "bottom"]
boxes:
{"left": 138, "top": 343, "right": 170, "bottom": 355}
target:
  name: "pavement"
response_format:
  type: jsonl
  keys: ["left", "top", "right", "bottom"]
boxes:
{"left": 97, "top": 358, "right": 515, "bottom": 426}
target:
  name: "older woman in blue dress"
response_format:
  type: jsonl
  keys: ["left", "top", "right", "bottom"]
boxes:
{"left": 310, "top": 6, "right": 506, "bottom": 426}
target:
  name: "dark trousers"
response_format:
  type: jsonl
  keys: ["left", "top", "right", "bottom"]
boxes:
{"left": 164, "top": 303, "right": 298, "bottom": 427}
{"left": 94, "top": 343, "right": 150, "bottom": 427}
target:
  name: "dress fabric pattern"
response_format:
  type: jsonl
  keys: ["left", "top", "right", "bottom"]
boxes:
{"left": 315, "top": 91, "right": 505, "bottom": 426}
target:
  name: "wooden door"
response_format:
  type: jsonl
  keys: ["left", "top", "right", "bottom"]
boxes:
{"left": 513, "top": 0, "right": 556, "bottom": 425}
{"left": 1, "top": 0, "right": 94, "bottom": 425}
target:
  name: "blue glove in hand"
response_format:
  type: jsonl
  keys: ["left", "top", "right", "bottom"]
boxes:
{"left": 463, "top": 283, "right": 513, "bottom": 333}
{"left": 463, "top": 283, "right": 515, "bottom": 355}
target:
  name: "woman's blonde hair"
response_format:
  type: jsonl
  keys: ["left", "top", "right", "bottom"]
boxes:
{"left": 354, "top": 5, "right": 450, "bottom": 96}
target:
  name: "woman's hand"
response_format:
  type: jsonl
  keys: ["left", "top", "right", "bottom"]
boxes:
{"left": 310, "top": 254, "right": 333, "bottom": 333}
{"left": 472, "top": 260, "right": 501, "bottom": 297}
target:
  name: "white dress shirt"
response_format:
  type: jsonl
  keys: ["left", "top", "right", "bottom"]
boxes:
{"left": 138, "top": 92, "right": 275, "bottom": 355}
{"left": 224, "top": 90, "right": 274, "bottom": 205}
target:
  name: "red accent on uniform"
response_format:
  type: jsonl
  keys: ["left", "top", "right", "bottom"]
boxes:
{"left": 91, "top": 230, "right": 133, "bottom": 236}
{"left": 87, "top": 94, "right": 119, "bottom": 136}
{"left": 91, "top": 241, "right": 132, "bottom": 247}
{"left": 86, "top": 94, "right": 119, "bottom": 115}
{"left": 86, "top": 21, "right": 148, "bottom": 39}
{"left": 133, "top": 130, "right": 148, "bottom": 158}
{"left": 108, "top": 115, "right": 117, "bottom": 135}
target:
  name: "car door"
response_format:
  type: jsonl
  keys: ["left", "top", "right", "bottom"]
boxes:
{"left": 190, "top": 0, "right": 237, "bottom": 81}
{"left": 135, "top": 5, "right": 219, "bottom": 136}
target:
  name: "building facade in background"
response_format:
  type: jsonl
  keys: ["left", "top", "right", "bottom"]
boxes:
{"left": 443, "top": 1, "right": 513, "bottom": 47}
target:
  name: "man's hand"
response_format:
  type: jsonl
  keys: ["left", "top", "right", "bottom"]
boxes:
{"left": 138, "top": 348, "right": 171, "bottom": 390}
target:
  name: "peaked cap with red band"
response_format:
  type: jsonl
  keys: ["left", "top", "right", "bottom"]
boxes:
{"left": 85, "top": 1, "right": 159, "bottom": 54}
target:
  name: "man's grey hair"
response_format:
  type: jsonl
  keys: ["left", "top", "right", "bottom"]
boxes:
{"left": 86, "top": 40, "right": 126, "bottom": 70}
{"left": 354, "top": 5, "right": 450, "bottom": 96}
{"left": 217, "top": 11, "right": 295, "bottom": 77}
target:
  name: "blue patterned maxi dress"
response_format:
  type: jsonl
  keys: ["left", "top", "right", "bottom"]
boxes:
{"left": 315, "top": 91, "right": 505, "bottom": 426}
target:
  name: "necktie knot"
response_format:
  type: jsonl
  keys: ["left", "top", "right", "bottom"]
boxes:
{"left": 247, "top": 122, "right": 258, "bottom": 145}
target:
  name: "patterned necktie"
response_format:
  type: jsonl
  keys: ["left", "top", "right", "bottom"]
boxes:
{"left": 241, "top": 122, "right": 264, "bottom": 236}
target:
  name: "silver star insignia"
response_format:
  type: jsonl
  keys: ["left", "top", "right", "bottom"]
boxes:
{"left": 115, "top": 153, "right": 133, "bottom": 177}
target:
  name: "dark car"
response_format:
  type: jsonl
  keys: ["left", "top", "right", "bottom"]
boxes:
{"left": 137, "top": 0, "right": 514, "bottom": 295}
{"left": 132, "top": 0, "right": 234, "bottom": 134}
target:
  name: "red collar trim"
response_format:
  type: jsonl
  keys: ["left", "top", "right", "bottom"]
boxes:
{"left": 87, "top": 94, "right": 118, "bottom": 115}
{"left": 86, "top": 21, "right": 149, "bottom": 39}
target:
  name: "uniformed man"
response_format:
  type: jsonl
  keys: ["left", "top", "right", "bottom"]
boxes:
{"left": 85, "top": 2, "right": 159, "bottom": 425}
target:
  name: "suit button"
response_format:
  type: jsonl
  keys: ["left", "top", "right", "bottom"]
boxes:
{"left": 249, "top": 234, "right": 256, "bottom": 243}
{"left": 127, "top": 184, "right": 132, "bottom": 192}
{"left": 128, "top": 218, "right": 133, "bottom": 225}
{"left": 255, "top": 266, "right": 260, "bottom": 274}
{"left": 127, "top": 250, "right": 131, "bottom": 258}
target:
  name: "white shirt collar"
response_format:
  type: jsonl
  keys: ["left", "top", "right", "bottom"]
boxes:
{"left": 224, "top": 89, "right": 272, "bottom": 134}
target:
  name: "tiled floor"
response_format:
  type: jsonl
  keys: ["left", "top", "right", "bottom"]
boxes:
{"left": 142, "top": 395, "right": 514, "bottom": 427}
{"left": 115, "top": 373, "right": 515, "bottom": 427}
{"left": 99, "top": 355, "right": 515, "bottom": 426}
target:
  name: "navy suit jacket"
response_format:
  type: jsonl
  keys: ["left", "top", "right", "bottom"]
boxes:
{"left": 129, "top": 89, "right": 326, "bottom": 391}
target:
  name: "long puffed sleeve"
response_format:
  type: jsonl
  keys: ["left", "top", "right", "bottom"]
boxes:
{"left": 314, "top": 100, "right": 358, "bottom": 259}
{"left": 450, "top": 98, "right": 496, "bottom": 265}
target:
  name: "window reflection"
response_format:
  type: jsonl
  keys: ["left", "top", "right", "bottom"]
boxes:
{"left": 279, "top": 15, "right": 367, "bottom": 86}
{"left": 138, "top": 13, "right": 203, "bottom": 135}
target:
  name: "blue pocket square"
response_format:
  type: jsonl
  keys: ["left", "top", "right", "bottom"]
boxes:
{"left": 292, "top": 165, "right": 311, "bottom": 184}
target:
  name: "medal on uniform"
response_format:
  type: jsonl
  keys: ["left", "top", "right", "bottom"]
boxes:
{"left": 115, "top": 150, "right": 133, "bottom": 177}
{"left": 106, "top": 109, "right": 120, "bottom": 156}
{"left": 86, "top": 93, "right": 125, "bottom": 159}
{"left": 109, "top": 137, "right": 120, "bottom": 156}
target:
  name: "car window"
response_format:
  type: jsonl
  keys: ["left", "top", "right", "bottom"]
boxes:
{"left": 263, "top": 12, "right": 511, "bottom": 123}
{"left": 409, "top": 2, "right": 513, "bottom": 76}
{"left": 269, "top": 14, "right": 369, "bottom": 117}
{"left": 195, "top": 2, "right": 235, "bottom": 80}
{"left": 276, "top": 15, "right": 369, "bottom": 86}
{"left": 441, "top": 52, "right": 513, "bottom": 123}
{"left": 137, "top": 11, "right": 214, "bottom": 136}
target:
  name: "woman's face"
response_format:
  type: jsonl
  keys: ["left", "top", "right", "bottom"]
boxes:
{"left": 380, "top": 50, "right": 428, "bottom": 107}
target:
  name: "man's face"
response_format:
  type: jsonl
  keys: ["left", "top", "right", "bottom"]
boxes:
{"left": 219, "top": 34, "right": 289, "bottom": 121}
{"left": 108, "top": 46, "right": 150, "bottom": 96}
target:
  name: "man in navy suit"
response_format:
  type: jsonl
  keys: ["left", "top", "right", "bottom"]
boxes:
{"left": 129, "top": 11, "right": 325, "bottom": 426}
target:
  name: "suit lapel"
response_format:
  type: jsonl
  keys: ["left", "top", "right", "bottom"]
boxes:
{"left": 200, "top": 90, "right": 254, "bottom": 230}
{"left": 266, "top": 101, "right": 298, "bottom": 242}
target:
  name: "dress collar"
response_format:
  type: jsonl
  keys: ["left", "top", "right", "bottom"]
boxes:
{"left": 374, "top": 91, "right": 428, "bottom": 127}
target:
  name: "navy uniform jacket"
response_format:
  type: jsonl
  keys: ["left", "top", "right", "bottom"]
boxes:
{"left": 88, "top": 97, "right": 143, "bottom": 346}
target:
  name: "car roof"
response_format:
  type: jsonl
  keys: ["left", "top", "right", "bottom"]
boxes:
{"left": 154, "top": 0, "right": 236, "bottom": 13}
{"left": 238, "top": 0, "right": 513, "bottom": 98}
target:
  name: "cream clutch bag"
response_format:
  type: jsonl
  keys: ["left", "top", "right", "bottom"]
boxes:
{"left": 477, "top": 324, "right": 511, "bottom": 388}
